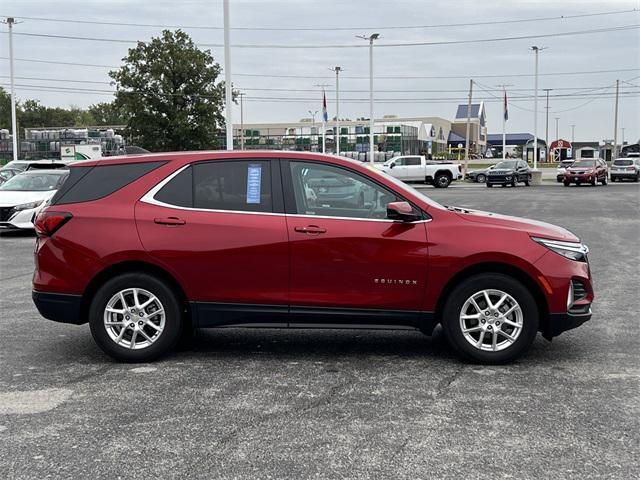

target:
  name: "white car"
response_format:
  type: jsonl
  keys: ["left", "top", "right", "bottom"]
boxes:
{"left": 377, "top": 155, "right": 462, "bottom": 188}
{"left": 556, "top": 160, "right": 575, "bottom": 183}
{"left": 0, "top": 169, "right": 68, "bottom": 230}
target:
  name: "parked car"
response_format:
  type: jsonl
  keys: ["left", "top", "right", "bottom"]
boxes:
{"left": 377, "top": 155, "right": 462, "bottom": 188}
{"left": 486, "top": 160, "right": 531, "bottom": 187}
{"left": 563, "top": 159, "right": 608, "bottom": 186}
{"left": 556, "top": 160, "right": 575, "bottom": 183}
{"left": 465, "top": 165, "right": 495, "bottom": 183}
{"left": 610, "top": 157, "right": 640, "bottom": 182}
{"left": 32, "top": 152, "right": 593, "bottom": 364}
{"left": 0, "top": 169, "right": 68, "bottom": 230}
{"left": 0, "top": 168, "right": 20, "bottom": 185}
{"left": 1, "top": 159, "right": 71, "bottom": 173}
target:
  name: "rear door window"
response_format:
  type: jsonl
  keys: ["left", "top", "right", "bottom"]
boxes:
{"left": 193, "top": 160, "right": 273, "bottom": 213}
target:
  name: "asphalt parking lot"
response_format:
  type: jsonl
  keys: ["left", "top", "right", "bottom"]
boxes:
{"left": 1, "top": 182, "right": 638, "bottom": 479}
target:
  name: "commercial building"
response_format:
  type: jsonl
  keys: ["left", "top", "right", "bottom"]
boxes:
{"left": 232, "top": 116, "right": 451, "bottom": 157}
{"left": 447, "top": 103, "right": 487, "bottom": 154}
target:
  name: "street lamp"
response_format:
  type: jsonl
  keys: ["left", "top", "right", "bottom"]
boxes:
{"left": 357, "top": 33, "right": 380, "bottom": 163}
{"left": 531, "top": 46, "right": 545, "bottom": 169}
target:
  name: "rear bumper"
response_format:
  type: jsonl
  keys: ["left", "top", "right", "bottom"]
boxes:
{"left": 610, "top": 172, "right": 638, "bottom": 179}
{"left": 548, "top": 310, "right": 592, "bottom": 338}
{"left": 32, "top": 290, "right": 85, "bottom": 325}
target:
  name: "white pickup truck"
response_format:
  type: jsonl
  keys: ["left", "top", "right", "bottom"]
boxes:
{"left": 377, "top": 155, "right": 462, "bottom": 188}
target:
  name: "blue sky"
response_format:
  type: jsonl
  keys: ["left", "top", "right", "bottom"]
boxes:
{"left": 1, "top": 0, "right": 638, "bottom": 143}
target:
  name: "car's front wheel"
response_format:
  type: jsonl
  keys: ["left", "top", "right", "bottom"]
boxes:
{"left": 476, "top": 174, "right": 486, "bottom": 183}
{"left": 442, "top": 273, "right": 539, "bottom": 364}
{"left": 89, "top": 272, "right": 183, "bottom": 362}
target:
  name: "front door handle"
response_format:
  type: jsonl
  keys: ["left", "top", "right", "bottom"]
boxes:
{"left": 294, "top": 225, "right": 326, "bottom": 235}
{"left": 154, "top": 217, "right": 186, "bottom": 226}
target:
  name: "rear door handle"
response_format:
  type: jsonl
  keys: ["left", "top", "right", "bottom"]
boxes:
{"left": 294, "top": 225, "right": 326, "bottom": 235}
{"left": 154, "top": 217, "right": 186, "bottom": 226}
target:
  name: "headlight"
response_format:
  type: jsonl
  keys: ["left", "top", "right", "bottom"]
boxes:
{"left": 532, "top": 236, "right": 589, "bottom": 262}
{"left": 13, "top": 200, "right": 43, "bottom": 211}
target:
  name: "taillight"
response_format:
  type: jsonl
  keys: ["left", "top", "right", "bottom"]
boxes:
{"left": 34, "top": 211, "right": 72, "bottom": 236}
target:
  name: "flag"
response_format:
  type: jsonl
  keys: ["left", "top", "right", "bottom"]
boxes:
{"left": 322, "top": 89, "right": 328, "bottom": 122}
{"left": 503, "top": 89, "right": 509, "bottom": 121}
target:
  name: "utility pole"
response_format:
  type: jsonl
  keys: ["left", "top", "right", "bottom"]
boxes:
{"left": 543, "top": 88, "right": 552, "bottom": 162}
{"left": 4, "top": 17, "right": 18, "bottom": 161}
{"left": 464, "top": 79, "right": 473, "bottom": 175}
{"left": 621, "top": 127, "right": 625, "bottom": 147}
{"left": 223, "top": 0, "right": 233, "bottom": 150}
{"left": 357, "top": 34, "right": 380, "bottom": 163}
{"left": 330, "top": 66, "right": 342, "bottom": 154}
{"left": 308, "top": 110, "right": 318, "bottom": 151}
{"left": 613, "top": 79, "right": 620, "bottom": 159}
{"left": 555, "top": 117, "right": 560, "bottom": 143}
{"left": 238, "top": 92, "right": 245, "bottom": 150}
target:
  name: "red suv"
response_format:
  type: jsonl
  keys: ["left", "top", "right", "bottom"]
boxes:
{"left": 32, "top": 152, "right": 593, "bottom": 363}
{"left": 563, "top": 158, "right": 608, "bottom": 186}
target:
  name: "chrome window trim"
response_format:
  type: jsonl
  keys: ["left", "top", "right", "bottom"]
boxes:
{"left": 141, "top": 164, "right": 432, "bottom": 224}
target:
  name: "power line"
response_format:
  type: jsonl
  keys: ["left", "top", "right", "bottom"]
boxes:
{"left": 1, "top": 56, "right": 638, "bottom": 80}
{"left": 2, "top": 75, "right": 636, "bottom": 93}
{"left": 5, "top": 24, "right": 639, "bottom": 49}
{"left": 2, "top": 9, "right": 636, "bottom": 31}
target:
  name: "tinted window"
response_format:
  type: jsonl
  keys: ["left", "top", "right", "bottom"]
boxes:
{"left": 289, "top": 161, "right": 400, "bottom": 220}
{"left": 154, "top": 166, "right": 193, "bottom": 208}
{"left": 573, "top": 160, "right": 596, "bottom": 168}
{"left": 0, "top": 172, "right": 67, "bottom": 191}
{"left": 613, "top": 160, "right": 633, "bottom": 166}
{"left": 51, "top": 161, "right": 164, "bottom": 205}
{"left": 495, "top": 161, "right": 517, "bottom": 169}
{"left": 405, "top": 157, "right": 422, "bottom": 166}
{"left": 193, "top": 160, "right": 272, "bottom": 213}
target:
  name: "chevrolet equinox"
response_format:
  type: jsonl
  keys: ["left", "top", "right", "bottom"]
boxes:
{"left": 32, "top": 151, "right": 593, "bottom": 363}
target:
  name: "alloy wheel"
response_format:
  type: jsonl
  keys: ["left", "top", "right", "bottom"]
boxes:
{"left": 103, "top": 288, "right": 166, "bottom": 350}
{"left": 459, "top": 289, "right": 523, "bottom": 352}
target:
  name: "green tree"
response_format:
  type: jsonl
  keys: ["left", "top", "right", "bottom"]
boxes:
{"left": 0, "top": 87, "right": 13, "bottom": 129}
{"left": 110, "top": 30, "right": 225, "bottom": 151}
{"left": 88, "top": 102, "right": 126, "bottom": 126}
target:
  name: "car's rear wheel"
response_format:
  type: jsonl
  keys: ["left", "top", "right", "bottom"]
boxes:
{"left": 476, "top": 174, "right": 486, "bottom": 183}
{"left": 442, "top": 273, "right": 539, "bottom": 364}
{"left": 434, "top": 173, "right": 452, "bottom": 188}
{"left": 89, "top": 272, "right": 183, "bottom": 362}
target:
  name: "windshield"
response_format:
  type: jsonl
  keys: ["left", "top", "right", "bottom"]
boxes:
{"left": 559, "top": 161, "right": 574, "bottom": 167}
{"left": 494, "top": 161, "right": 517, "bottom": 169}
{"left": 572, "top": 160, "right": 596, "bottom": 168}
{"left": 613, "top": 159, "right": 633, "bottom": 166}
{"left": 365, "top": 166, "right": 446, "bottom": 210}
{"left": 0, "top": 172, "right": 66, "bottom": 191}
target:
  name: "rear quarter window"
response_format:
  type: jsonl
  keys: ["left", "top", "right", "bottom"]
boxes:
{"left": 51, "top": 161, "right": 165, "bottom": 205}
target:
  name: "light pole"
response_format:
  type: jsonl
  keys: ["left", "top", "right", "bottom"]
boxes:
{"left": 621, "top": 127, "right": 625, "bottom": 147}
{"left": 555, "top": 117, "right": 560, "bottom": 142}
{"left": 238, "top": 92, "right": 245, "bottom": 150}
{"left": 543, "top": 88, "right": 552, "bottom": 162}
{"left": 308, "top": 109, "right": 318, "bottom": 150}
{"left": 223, "top": 0, "right": 233, "bottom": 150}
{"left": 4, "top": 17, "right": 18, "bottom": 161}
{"left": 570, "top": 124, "right": 575, "bottom": 144}
{"left": 531, "top": 46, "right": 545, "bottom": 169}
{"left": 330, "top": 66, "right": 342, "bottom": 154}
{"left": 357, "top": 33, "right": 380, "bottom": 163}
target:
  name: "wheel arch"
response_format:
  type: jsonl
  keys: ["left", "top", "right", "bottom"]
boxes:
{"left": 80, "top": 260, "right": 191, "bottom": 326}
{"left": 433, "top": 261, "right": 550, "bottom": 336}
{"left": 434, "top": 169, "right": 453, "bottom": 179}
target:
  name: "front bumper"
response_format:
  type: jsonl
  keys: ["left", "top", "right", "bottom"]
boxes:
{"left": 487, "top": 175, "right": 514, "bottom": 185}
{"left": 32, "top": 290, "right": 85, "bottom": 325}
{"left": 564, "top": 173, "right": 594, "bottom": 183}
{"left": 548, "top": 310, "right": 592, "bottom": 337}
{"left": 0, "top": 206, "right": 38, "bottom": 230}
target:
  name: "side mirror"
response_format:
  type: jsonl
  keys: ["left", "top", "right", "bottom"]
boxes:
{"left": 389, "top": 163, "right": 395, "bottom": 169}
{"left": 387, "top": 201, "right": 421, "bottom": 222}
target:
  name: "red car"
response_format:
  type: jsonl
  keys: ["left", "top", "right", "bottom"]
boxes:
{"left": 32, "top": 152, "right": 593, "bottom": 363}
{"left": 563, "top": 158, "right": 608, "bottom": 186}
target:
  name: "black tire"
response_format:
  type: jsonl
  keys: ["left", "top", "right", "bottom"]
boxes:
{"left": 486, "top": 183, "right": 493, "bottom": 188}
{"left": 442, "top": 273, "right": 539, "bottom": 364}
{"left": 511, "top": 178, "right": 517, "bottom": 187}
{"left": 476, "top": 174, "right": 486, "bottom": 183}
{"left": 563, "top": 181, "right": 570, "bottom": 187}
{"left": 89, "top": 272, "right": 183, "bottom": 362}
{"left": 591, "top": 176, "right": 597, "bottom": 186}
{"left": 601, "top": 175, "right": 607, "bottom": 185}
{"left": 635, "top": 174, "right": 639, "bottom": 183}
{"left": 524, "top": 180, "right": 530, "bottom": 186}
{"left": 434, "top": 173, "right": 452, "bottom": 188}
